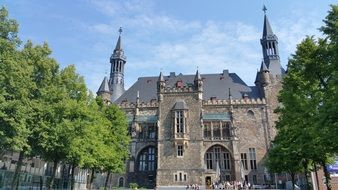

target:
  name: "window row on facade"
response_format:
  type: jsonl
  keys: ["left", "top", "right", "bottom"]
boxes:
{"left": 203, "top": 121, "right": 232, "bottom": 140}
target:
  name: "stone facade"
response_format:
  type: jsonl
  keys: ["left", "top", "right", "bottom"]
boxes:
{"left": 98, "top": 13, "right": 284, "bottom": 189}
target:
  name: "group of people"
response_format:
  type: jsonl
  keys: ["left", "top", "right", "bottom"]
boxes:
{"left": 186, "top": 184, "right": 201, "bottom": 189}
{"left": 210, "top": 180, "right": 252, "bottom": 190}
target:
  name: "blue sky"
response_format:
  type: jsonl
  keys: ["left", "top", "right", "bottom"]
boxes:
{"left": 2, "top": 0, "right": 336, "bottom": 93}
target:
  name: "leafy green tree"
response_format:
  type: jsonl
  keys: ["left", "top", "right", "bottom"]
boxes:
{"left": 99, "top": 101, "right": 130, "bottom": 190}
{"left": 80, "top": 98, "right": 130, "bottom": 190}
{"left": 32, "top": 65, "right": 88, "bottom": 189}
{"left": 269, "top": 5, "right": 338, "bottom": 190}
{"left": 0, "top": 7, "right": 60, "bottom": 189}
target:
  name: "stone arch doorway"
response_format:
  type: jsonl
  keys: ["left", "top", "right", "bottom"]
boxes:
{"left": 118, "top": 177, "right": 124, "bottom": 187}
{"left": 204, "top": 145, "right": 234, "bottom": 183}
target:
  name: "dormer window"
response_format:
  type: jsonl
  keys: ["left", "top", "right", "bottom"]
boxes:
{"left": 176, "top": 80, "right": 184, "bottom": 88}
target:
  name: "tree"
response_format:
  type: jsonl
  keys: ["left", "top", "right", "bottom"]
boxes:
{"left": 269, "top": 5, "right": 338, "bottom": 190}
{"left": 0, "top": 7, "right": 60, "bottom": 189}
{"left": 99, "top": 101, "right": 130, "bottom": 190}
{"left": 32, "top": 65, "right": 88, "bottom": 189}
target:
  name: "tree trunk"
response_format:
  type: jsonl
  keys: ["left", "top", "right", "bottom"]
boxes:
{"left": 303, "top": 161, "right": 310, "bottom": 190}
{"left": 11, "top": 150, "right": 24, "bottom": 190}
{"left": 88, "top": 169, "right": 95, "bottom": 190}
{"left": 70, "top": 164, "right": 76, "bottom": 190}
{"left": 321, "top": 160, "right": 331, "bottom": 190}
{"left": 314, "top": 163, "right": 319, "bottom": 190}
{"left": 104, "top": 171, "right": 111, "bottom": 190}
{"left": 291, "top": 173, "right": 295, "bottom": 190}
{"left": 47, "top": 160, "right": 58, "bottom": 190}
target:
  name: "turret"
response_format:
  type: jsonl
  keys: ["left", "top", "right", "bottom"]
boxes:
{"left": 97, "top": 76, "right": 112, "bottom": 104}
{"left": 157, "top": 72, "right": 165, "bottom": 101}
{"left": 194, "top": 70, "right": 203, "bottom": 91}
{"left": 194, "top": 70, "right": 203, "bottom": 100}
{"left": 260, "top": 61, "right": 270, "bottom": 86}
{"left": 109, "top": 27, "right": 126, "bottom": 102}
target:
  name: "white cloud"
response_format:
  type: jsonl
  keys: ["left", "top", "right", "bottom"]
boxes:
{"left": 84, "top": 0, "right": 327, "bottom": 92}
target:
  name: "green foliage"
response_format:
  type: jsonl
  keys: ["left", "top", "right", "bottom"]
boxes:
{"left": 129, "top": 183, "right": 139, "bottom": 189}
{"left": 0, "top": 6, "right": 20, "bottom": 45}
{"left": 0, "top": 6, "right": 131, "bottom": 189}
{"left": 267, "top": 5, "right": 338, "bottom": 189}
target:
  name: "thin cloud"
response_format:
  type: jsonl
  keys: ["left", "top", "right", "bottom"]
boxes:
{"left": 84, "top": 0, "right": 327, "bottom": 92}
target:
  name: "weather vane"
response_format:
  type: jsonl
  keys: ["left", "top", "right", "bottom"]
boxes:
{"left": 263, "top": 5, "right": 267, "bottom": 14}
{"left": 119, "top": 27, "right": 123, "bottom": 35}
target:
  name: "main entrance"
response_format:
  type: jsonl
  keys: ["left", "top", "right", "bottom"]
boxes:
{"left": 205, "top": 176, "right": 212, "bottom": 189}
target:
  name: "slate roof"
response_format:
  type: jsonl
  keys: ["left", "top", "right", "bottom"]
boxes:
{"left": 97, "top": 76, "right": 110, "bottom": 93}
{"left": 115, "top": 70, "right": 261, "bottom": 103}
{"left": 262, "top": 15, "right": 274, "bottom": 37}
{"left": 173, "top": 101, "right": 189, "bottom": 110}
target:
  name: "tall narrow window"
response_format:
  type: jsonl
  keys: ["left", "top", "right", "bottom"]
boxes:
{"left": 148, "top": 147, "right": 155, "bottom": 171}
{"left": 241, "top": 153, "right": 248, "bottom": 170}
{"left": 175, "top": 111, "right": 184, "bottom": 133}
{"left": 177, "top": 145, "right": 183, "bottom": 157}
{"left": 213, "top": 122, "right": 220, "bottom": 139}
{"left": 206, "top": 152, "right": 213, "bottom": 169}
{"left": 253, "top": 175, "right": 257, "bottom": 184}
{"left": 204, "top": 122, "right": 211, "bottom": 139}
{"left": 223, "top": 152, "right": 230, "bottom": 170}
{"left": 148, "top": 124, "right": 156, "bottom": 139}
{"left": 222, "top": 122, "right": 231, "bottom": 138}
{"left": 138, "top": 124, "right": 145, "bottom": 140}
{"left": 249, "top": 148, "right": 257, "bottom": 170}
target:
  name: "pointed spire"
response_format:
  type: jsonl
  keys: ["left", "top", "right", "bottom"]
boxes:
{"left": 114, "top": 27, "right": 123, "bottom": 51}
{"left": 262, "top": 10, "right": 274, "bottom": 37}
{"left": 97, "top": 76, "right": 110, "bottom": 93}
{"left": 194, "top": 70, "right": 201, "bottom": 81}
{"left": 262, "top": 5, "right": 267, "bottom": 14}
{"left": 260, "top": 61, "right": 269, "bottom": 72}
{"left": 159, "top": 72, "right": 164, "bottom": 81}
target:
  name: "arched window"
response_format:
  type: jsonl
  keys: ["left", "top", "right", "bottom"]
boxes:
{"left": 205, "top": 145, "right": 231, "bottom": 170}
{"left": 118, "top": 177, "right": 124, "bottom": 187}
{"left": 138, "top": 146, "right": 156, "bottom": 171}
{"left": 247, "top": 110, "right": 255, "bottom": 119}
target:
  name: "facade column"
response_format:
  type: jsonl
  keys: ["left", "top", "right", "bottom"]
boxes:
{"left": 210, "top": 122, "right": 213, "bottom": 140}
{"left": 220, "top": 121, "right": 223, "bottom": 139}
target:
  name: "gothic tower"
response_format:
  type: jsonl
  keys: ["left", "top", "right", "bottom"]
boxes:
{"left": 109, "top": 27, "right": 126, "bottom": 102}
{"left": 256, "top": 6, "right": 284, "bottom": 144}
{"left": 260, "top": 6, "right": 282, "bottom": 77}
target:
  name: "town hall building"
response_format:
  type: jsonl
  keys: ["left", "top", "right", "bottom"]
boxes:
{"left": 97, "top": 11, "right": 284, "bottom": 189}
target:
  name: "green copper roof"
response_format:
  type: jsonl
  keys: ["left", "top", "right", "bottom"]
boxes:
{"left": 135, "top": 115, "right": 158, "bottom": 123}
{"left": 202, "top": 113, "right": 230, "bottom": 121}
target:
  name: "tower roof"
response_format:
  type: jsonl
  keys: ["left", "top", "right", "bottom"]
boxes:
{"left": 111, "top": 27, "right": 126, "bottom": 61}
{"left": 114, "top": 27, "right": 123, "bottom": 51}
{"left": 97, "top": 76, "right": 110, "bottom": 93}
{"left": 260, "top": 61, "right": 269, "bottom": 72}
{"left": 159, "top": 72, "right": 164, "bottom": 81}
{"left": 262, "top": 14, "right": 274, "bottom": 37}
{"left": 194, "top": 70, "right": 201, "bottom": 81}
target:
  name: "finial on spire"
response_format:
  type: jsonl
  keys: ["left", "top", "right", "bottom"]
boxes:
{"left": 263, "top": 5, "right": 267, "bottom": 14}
{"left": 119, "top": 27, "right": 123, "bottom": 35}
